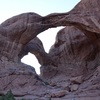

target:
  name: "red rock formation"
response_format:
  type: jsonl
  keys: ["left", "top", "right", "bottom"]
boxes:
{"left": 0, "top": 0, "right": 100, "bottom": 99}
{"left": 41, "top": 0, "right": 100, "bottom": 99}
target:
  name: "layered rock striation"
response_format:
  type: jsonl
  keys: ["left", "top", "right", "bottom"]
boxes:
{"left": 0, "top": 0, "right": 100, "bottom": 99}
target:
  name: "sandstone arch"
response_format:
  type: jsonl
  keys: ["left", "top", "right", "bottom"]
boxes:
{"left": 0, "top": 0, "right": 100, "bottom": 99}
{"left": 1, "top": 0, "right": 100, "bottom": 63}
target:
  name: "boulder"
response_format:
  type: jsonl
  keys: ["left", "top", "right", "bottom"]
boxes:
{"left": 70, "top": 84, "right": 79, "bottom": 92}
{"left": 70, "top": 76, "right": 83, "bottom": 84}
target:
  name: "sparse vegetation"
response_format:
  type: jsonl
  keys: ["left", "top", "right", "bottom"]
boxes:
{"left": 0, "top": 90, "right": 32, "bottom": 100}
{"left": 0, "top": 90, "right": 15, "bottom": 100}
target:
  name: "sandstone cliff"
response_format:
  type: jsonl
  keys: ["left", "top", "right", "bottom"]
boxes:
{"left": 0, "top": 0, "right": 100, "bottom": 100}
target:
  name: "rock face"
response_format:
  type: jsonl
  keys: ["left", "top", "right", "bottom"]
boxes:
{"left": 0, "top": 0, "right": 100, "bottom": 100}
{"left": 46, "top": 26, "right": 100, "bottom": 77}
{"left": 41, "top": 0, "right": 100, "bottom": 99}
{"left": 0, "top": 12, "right": 57, "bottom": 99}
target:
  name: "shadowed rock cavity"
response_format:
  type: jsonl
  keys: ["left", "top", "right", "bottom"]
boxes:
{"left": 0, "top": 0, "right": 100, "bottom": 99}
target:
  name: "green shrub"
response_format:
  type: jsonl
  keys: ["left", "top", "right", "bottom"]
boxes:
{"left": 0, "top": 90, "right": 32, "bottom": 100}
{"left": 0, "top": 90, "right": 15, "bottom": 100}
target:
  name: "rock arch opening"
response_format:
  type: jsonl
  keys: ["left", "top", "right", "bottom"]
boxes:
{"left": 37, "top": 26, "right": 64, "bottom": 52}
{"left": 21, "top": 53, "right": 41, "bottom": 74}
{"left": 21, "top": 26, "right": 64, "bottom": 75}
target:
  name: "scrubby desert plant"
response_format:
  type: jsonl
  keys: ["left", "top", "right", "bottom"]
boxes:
{"left": 0, "top": 90, "right": 15, "bottom": 100}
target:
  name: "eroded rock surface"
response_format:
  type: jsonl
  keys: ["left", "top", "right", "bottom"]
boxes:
{"left": 0, "top": 12, "right": 59, "bottom": 99}
{"left": 0, "top": 0, "right": 100, "bottom": 99}
{"left": 41, "top": 0, "right": 100, "bottom": 99}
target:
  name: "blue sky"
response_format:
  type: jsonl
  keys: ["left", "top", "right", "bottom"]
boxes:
{"left": 0, "top": 0, "right": 81, "bottom": 74}
{"left": 0, "top": 0, "right": 80, "bottom": 23}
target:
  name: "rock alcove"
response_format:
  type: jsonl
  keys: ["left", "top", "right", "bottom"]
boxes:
{"left": 0, "top": 0, "right": 100, "bottom": 99}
